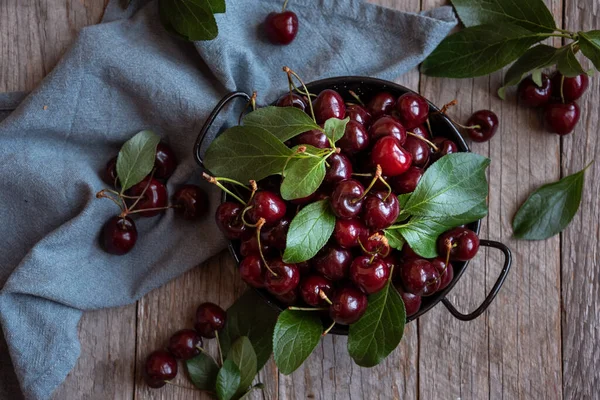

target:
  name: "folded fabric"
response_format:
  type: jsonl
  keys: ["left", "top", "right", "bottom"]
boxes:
{"left": 0, "top": 1, "right": 456, "bottom": 399}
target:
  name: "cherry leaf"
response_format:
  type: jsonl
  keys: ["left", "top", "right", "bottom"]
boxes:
{"left": 186, "top": 352, "right": 219, "bottom": 391}
{"left": 216, "top": 359, "right": 241, "bottom": 400}
{"left": 324, "top": 117, "right": 350, "bottom": 143}
{"left": 227, "top": 337, "right": 257, "bottom": 397}
{"left": 556, "top": 45, "right": 586, "bottom": 77}
{"left": 243, "top": 106, "right": 321, "bottom": 142}
{"left": 273, "top": 310, "right": 322, "bottom": 375}
{"left": 579, "top": 30, "right": 600, "bottom": 71}
{"left": 158, "top": 0, "right": 218, "bottom": 41}
{"left": 280, "top": 156, "right": 327, "bottom": 200}
{"left": 116, "top": 130, "right": 160, "bottom": 191}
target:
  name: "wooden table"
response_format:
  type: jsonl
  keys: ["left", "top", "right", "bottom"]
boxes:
{"left": 1, "top": 1, "right": 598, "bottom": 399}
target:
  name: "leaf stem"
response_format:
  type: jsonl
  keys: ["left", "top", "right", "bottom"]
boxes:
{"left": 127, "top": 169, "right": 156, "bottom": 212}
{"left": 215, "top": 331, "right": 224, "bottom": 367}
{"left": 550, "top": 33, "right": 576, "bottom": 39}
{"left": 282, "top": 0, "right": 289, "bottom": 12}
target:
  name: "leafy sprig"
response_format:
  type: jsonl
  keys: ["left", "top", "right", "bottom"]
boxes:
{"left": 159, "top": 0, "right": 225, "bottom": 41}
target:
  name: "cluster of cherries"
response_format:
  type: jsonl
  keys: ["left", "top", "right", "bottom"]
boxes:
{"left": 98, "top": 143, "right": 208, "bottom": 255}
{"left": 213, "top": 87, "right": 483, "bottom": 325}
{"left": 144, "top": 302, "right": 226, "bottom": 389}
{"left": 518, "top": 71, "right": 589, "bottom": 135}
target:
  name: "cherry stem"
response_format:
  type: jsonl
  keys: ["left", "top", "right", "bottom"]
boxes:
{"left": 378, "top": 176, "right": 393, "bottom": 201}
{"left": 560, "top": 74, "right": 565, "bottom": 104}
{"left": 256, "top": 218, "right": 278, "bottom": 276}
{"left": 282, "top": 0, "right": 289, "bottom": 12}
{"left": 215, "top": 177, "right": 251, "bottom": 191}
{"left": 288, "top": 306, "right": 328, "bottom": 311}
{"left": 319, "top": 290, "right": 333, "bottom": 305}
{"left": 196, "top": 345, "right": 220, "bottom": 367}
{"left": 438, "top": 99, "right": 458, "bottom": 115}
{"left": 407, "top": 131, "right": 439, "bottom": 152}
{"left": 351, "top": 172, "right": 374, "bottom": 177}
{"left": 238, "top": 91, "right": 257, "bottom": 124}
{"left": 214, "top": 331, "right": 224, "bottom": 367}
{"left": 348, "top": 90, "right": 364, "bottom": 106}
{"left": 425, "top": 118, "right": 433, "bottom": 136}
{"left": 322, "top": 320, "right": 336, "bottom": 336}
{"left": 283, "top": 67, "right": 316, "bottom": 124}
{"left": 96, "top": 190, "right": 125, "bottom": 212}
{"left": 353, "top": 164, "right": 382, "bottom": 203}
{"left": 202, "top": 172, "right": 247, "bottom": 205}
{"left": 125, "top": 205, "right": 175, "bottom": 215}
{"left": 444, "top": 238, "right": 452, "bottom": 267}
{"left": 127, "top": 169, "right": 156, "bottom": 212}
{"left": 105, "top": 188, "right": 138, "bottom": 199}
{"left": 247, "top": 180, "right": 258, "bottom": 205}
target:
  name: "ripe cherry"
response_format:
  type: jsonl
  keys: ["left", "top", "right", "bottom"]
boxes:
{"left": 264, "top": 9, "right": 298, "bottom": 45}
{"left": 102, "top": 156, "right": 118, "bottom": 186}
{"left": 167, "top": 329, "right": 202, "bottom": 360}
{"left": 369, "top": 116, "right": 407, "bottom": 144}
{"left": 361, "top": 232, "right": 390, "bottom": 257}
{"left": 431, "top": 137, "right": 458, "bottom": 162}
{"left": 338, "top": 120, "right": 369, "bottom": 154}
{"left": 345, "top": 104, "right": 371, "bottom": 126}
{"left": 466, "top": 110, "right": 499, "bottom": 143}
{"left": 400, "top": 242, "right": 420, "bottom": 261}
{"left": 330, "top": 179, "right": 365, "bottom": 219}
{"left": 239, "top": 255, "right": 265, "bottom": 288}
{"left": 544, "top": 101, "right": 580, "bottom": 135}
{"left": 296, "top": 261, "right": 312, "bottom": 275}
{"left": 300, "top": 275, "right": 334, "bottom": 306}
{"left": 350, "top": 256, "right": 390, "bottom": 294}
{"left": 312, "top": 245, "right": 353, "bottom": 281}
{"left": 215, "top": 202, "right": 247, "bottom": 240}
{"left": 371, "top": 136, "right": 412, "bottom": 177}
{"left": 154, "top": 143, "right": 177, "bottom": 180}
{"left": 325, "top": 153, "right": 353, "bottom": 184}
{"left": 144, "top": 350, "right": 177, "bottom": 386}
{"left": 127, "top": 177, "right": 168, "bottom": 217}
{"left": 518, "top": 74, "right": 552, "bottom": 107}
{"left": 389, "top": 166, "right": 423, "bottom": 194}
{"left": 264, "top": 259, "right": 300, "bottom": 295}
{"left": 240, "top": 235, "right": 271, "bottom": 258}
{"left": 394, "top": 284, "right": 422, "bottom": 317}
{"left": 366, "top": 92, "right": 395, "bottom": 118}
{"left": 329, "top": 286, "right": 368, "bottom": 325}
{"left": 362, "top": 191, "right": 400, "bottom": 230}
{"left": 551, "top": 72, "right": 589, "bottom": 101}
{"left": 195, "top": 302, "right": 226, "bottom": 338}
{"left": 437, "top": 227, "right": 480, "bottom": 261}
{"left": 173, "top": 184, "right": 208, "bottom": 220}
{"left": 276, "top": 92, "right": 307, "bottom": 110}
{"left": 293, "top": 128, "right": 329, "bottom": 149}
{"left": 431, "top": 257, "right": 454, "bottom": 291}
{"left": 260, "top": 215, "right": 291, "bottom": 249}
{"left": 396, "top": 93, "right": 429, "bottom": 129}
{"left": 312, "top": 89, "right": 346, "bottom": 124}
{"left": 400, "top": 258, "right": 440, "bottom": 296}
{"left": 101, "top": 216, "right": 137, "bottom": 255}
{"left": 411, "top": 124, "right": 431, "bottom": 140}
{"left": 333, "top": 218, "right": 368, "bottom": 249}
{"left": 247, "top": 191, "right": 287, "bottom": 226}
{"left": 401, "top": 135, "right": 430, "bottom": 167}
{"left": 274, "top": 288, "right": 299, "bottom": 305}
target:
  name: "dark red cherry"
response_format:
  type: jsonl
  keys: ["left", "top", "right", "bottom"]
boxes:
{"left": 260, "top": 215, "right": 291, "bottom": 249}
{"left": 215, "top": 202, "right": 247, "bottom": 240}
{"left": 276, "top": 92, "right": 307, "bottom": 110}
{"left": 466, "top": 110, "right": 499, "bottom": 143}
{"left": 371, "top": 136, "right": 412, "bottom": 177}
{"left": 101, "top": 216, "right": 137, "bottom": 255}
{"left": 274, "top": 288, "right": 299, "bottom": 305}
{"left": 127, "top": 177, "right": 168, "bottom": 217}
{"left": 544, "top": 101, "right": 580, "bottom": 135}
{"left": 173, "top": 184, "right": 208, "bottom": 220}
{"left": 293, "top": 128, "right": 329, "bottom": 149}
{"left": 313, "top": 89, "right": 346, "bottom": 124}
{"left": 394, "top": 285, "right": 422, "bottom": 317}
{"left": 239, "top": 255, "right": 265, "bottom": 288}
{"left": 518, "top": 74, "right": 552, "bottom": 107}
{"left": 329, "top": 286, "right": 368, "bottom": 325}
{"left": 264, "top": 259, "right": 300, "bottom": 295}
{"left": 361, "top": 232, "right": 390, "bottom": 257}
{"left": 411, "top": 124, "right": 431, "bottom": 140}
{"left": 167, "top": 329, "right": 202, "bottom": 360}
{"left": 396, "top": 93, "right": 429, "bottom": 129}
{"left": 551, "top": 72, "right": 589, "bottom": 101}
{"left": 369, "top": 116, "right": 407, "bottom": 145}
{"left": 144, "top": 350, "right": 177, "bottom": 384}
{"left": 257, "top": 175, "right": 282, "bottom": 193}
{"left": 350, "top": 256, "right": 390, "bottom": 294}
{"left": 300, "top": 275, "right": 334, "bottom": 306}
{"left": 362, "top": 191, "right": 400, "bottom": 230}
{"left": 247, "top": 191, "right": 287, "bottom": 226}
{"left": 195, "top": 302, "right": 226, "bottom": 338}
{"left": 240, "top": 235, "right": 271, "bottom": 257}
{"left": 400, "top": 258, "right": 440, "bottom": 296}
{"left": 437, "top": 227, "right": 480, "bottom": 261}
{"left": 330, "top": 179, "right": 365, "bottom": 219}
{"left": 366, "top": 92, "right": 395, "bottom": 119}
{"left": 401, "top": 136, "right": 430, "bottom": 167}
{"left": 325, "top": 153, "right": 353, "bottom": 184}
{"left": 312, "top": 245, "right": 353, "bottom": 281}
{"left": 345, "top": 104, "right": 372, "bottom": 126}
{"left": 431, "top": 257, "right": 454, "bottom": 291}
{"left": 389, "top": 166, "right": 423, "bottom": 194}
{"left": 154, "top": 143, "right": 177, "bottom": 180}
{"left": 400, "top": 242, "right": 420, "bottom": 261}
{"left": 333, "top": 218, "right": 368, "bottom": 249}
{"left": 431, "top": 137, "right": 458, "bottom": 162}
{"left": 102, "top": 156, "right": 118, "bottom": 186}
{"left": 296, "top": 261, "right": 312, "bottom": 275}
{"left": 264, "top": 11, "right": 298, "bottom": 45}
{"left": 338, "top": 120, "right": 369, "bottom": 154}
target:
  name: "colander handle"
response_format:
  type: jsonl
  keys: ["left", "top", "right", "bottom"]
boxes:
{"left": 193, "top": 91, "right": 252, "bottom": 170}
{"left": 442, "top": 240, "right": 512, "bottom": 321}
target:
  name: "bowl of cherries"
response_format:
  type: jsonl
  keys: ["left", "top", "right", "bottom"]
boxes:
{"left": 195, "top": 75, "right": 512, "bottom": 335}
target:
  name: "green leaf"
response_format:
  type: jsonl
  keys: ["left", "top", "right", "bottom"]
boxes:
{"left": 556, "top": 45, "right": 586, "bottom": 77}
{"left": 216, "top": 359, "right": 241, "bottom": 400}
{"left": 324, "top": 117, "right": 350, "bottom": 143}
{"left": 220, "top": 290, "right": 279, "bottom": 371}
{"left": 186, "top": 352, "right": 219, "bottom": 391}
{"left": 204, "top": 126, "right": 294, "bottom": 183}
{"left": 280, "top": 156, "right": 327, "bottom": 200}
{"left": 243, "top": 106, "right": 321, "bottom": 142}
{"left": 116, "top": 130, "right": 160, "bottom": 191}
{"left": 239, "top": 383, "right": 265, "bottom": 400}
{"left": 206, "top": 0, "right": 225, "bottom": 13}
{"left": 499, "top": 45, "right": 559, "bottom": 98}
{"left": 401, "top": 153, "right": 490, "bottom": 218}
{"left": 159, "top": 0, "right": 218, "bottom": 41}
{"left": 531, "top": 69, "right": 543, "bottom": 86}
{"left": 283, "top": 200, "right": 336, "bottom": 263}
{"left": 450, "top": 0, "right": 556, "bottom": 33}
{"left": 512, "top": 163, "right": 591, "bottom": 240}
{"left": 227, "top": 337, "right": 257, "bottom": 397}
{"left": 422, "top": 24, "right": 546, "bottom": 78}
{"left": 347, "top": 279, "right": 406, "bottom": 367}
{"left": 385, "top": 229, "right": 405, "bottom": 251}
{"left": 579, "top": 31, "right": 600, "bottom": 70}
{"left": 273, "top": 310, "right": 323, "bottom": 375}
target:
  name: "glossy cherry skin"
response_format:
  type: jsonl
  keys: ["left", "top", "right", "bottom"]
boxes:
{"left": 215, "top": 202, "right": 247, "bottom": 240}
{"left": 325, "top": 153, "right": 353, "bottom": 184}
{"left": 402, "top": 135, "right": 430, "bottom": 167}
{"left": 362, "top": 191, "right": 400, "bottom": 230}
{"left": 371, "top": 136, "right": 412, "bottom": 177}
{"left": 312, "top": 245, "right": 353, "bottom": 281}
{"left": 260, "top": 215, "right": 291, "bottom": 249}
{"left": 102, "top": 156, "right": 118, "bottom": 186}
{"left": 366, "top": 92, "right": 395, "bottom": 119}
{"left": 264, "top": 259, "right": 300, "bottom": 295}
{"left": 145, "top": 350, "right": 178, "bottom": 383}
{"left": 431, "top": 137, "right": 458, "bottom": 162}
{"left": 411, "top": 124, "right": 431, "bottom": 140}
{"left": 362, "top": 232, "right": 390, "bottom": 257}
{"left": 167, "top": 329, "right": 202, "bottom": 360}
{"left": 466, "top": 110, "right": 499, "bottom": 142}
{"left": 239, "top": 255, "right": 265, "bottom": 288}
{"left": 333, "top": 218, "right": 368, "bottom": 248}
{"left": 173, "top": 184, "right": 208, "bottom": 220}
{"left": 127, "top": 177, "right": 168, "bottom": 217}
{"left": 518, "top": 74, "right": 552, "bottom": 107}
{"left": 264, "top": 11, "right": 298, "bottom": 45}
{"left": 300, "top": 275, "right": 334, "bottom": 306}
{"left": 240, "top": 235, "right": 271, "bottom": 258}
{"left": 400, "top": 258, "right": 440, "bottom": 296}
{"left": 329, "top": 286, "right": 368, "bottom": 325}
{"left": 544, "top": 102, "right": 580, "bottom": 135}
{"left": 247, "top": 190, "right": 287, "bottom": 226}
{"left": 154, "top": 143, "right": 177, "bottom": 179}
{"left": 396, "top": 93, "right": 429, "bottom": 129}
{"left": 369, "top": 116, "right": 407, "bottom": 144}
{"left": 101, "top": 216, "right": 137, "bottom": 255}
{"left": 296, "top": 261, "right": 312, "bottom": 275}
{"left": 551, "top": 72, "right": 589, "bottom": 101}
{"left": 338, "top": 120, "right": 369, "bottom": 154}
{"left": 276, "top": 92, "right": 307, "bottom": 111}
{"left": 330, "top": 179, "right": 365, "bottom": 219}
{"left": 274, "top": 288, "right": 299, "bottom": 305}
{"left": 313, "top": 89, "right": 346, "bottom": 124}
{"left": 401, "top": 242, "right": 420, "bottom": 261}
{"left": 389, "top": 166, "right": 423, "bottom": 194}
{"left": 431, "top": 257, "right": 454, "bottom": 291}
{"left": 350, "top": 256, "right": 390, "bottom": 294}
{"left": 293, "top": 128, "right": 329, "bottom": 149}
{"left": 437, "top": 227, "right": 480, "bottom": 261}
{"left": 195, "top": 302, "right": 227, "bottom": 338}
{"left": 394, "top": 285, "right": 422, "bottom": 317}
{"left": 345, "top": 104, "right": 372, "bottom": 126}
